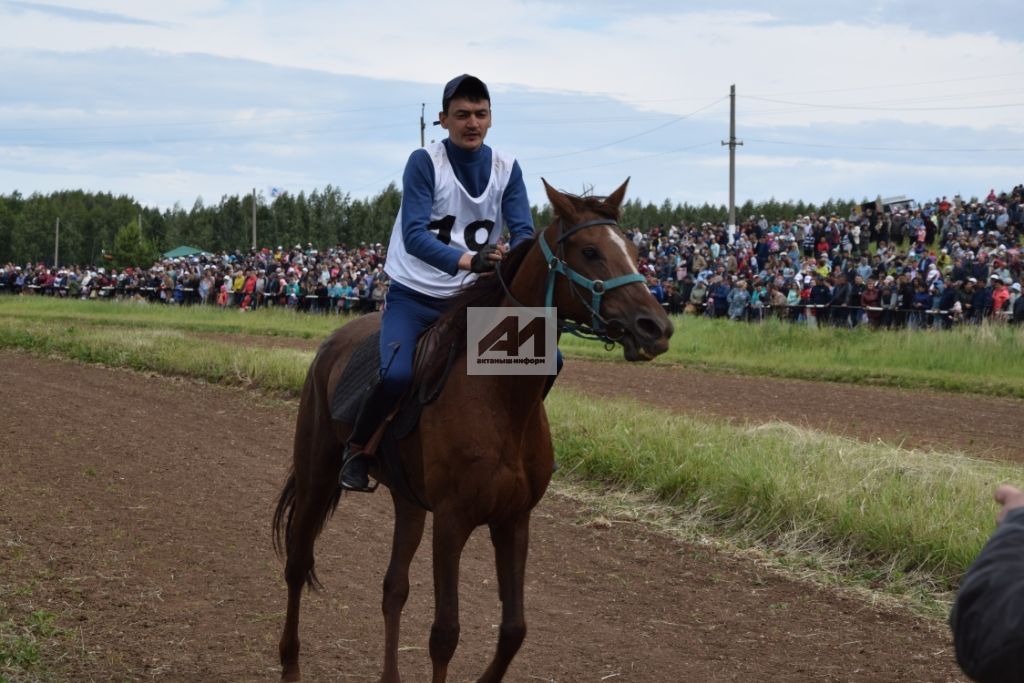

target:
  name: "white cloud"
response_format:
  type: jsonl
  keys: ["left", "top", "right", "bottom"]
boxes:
{"left": 2, "top": 3, "right": 1021, "bottom": 129}
{"left": 0, "top": 1, "right": 1022, "bottom": 209}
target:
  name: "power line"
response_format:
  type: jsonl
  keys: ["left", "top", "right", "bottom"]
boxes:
{"left": 0, "top": 95, "right": 724, "bottom": 136}
{"left": 502, "top": 114, "right": 694, "bottom": 126}
{"left": 521, "top": 96, "right": 727, "bottom": 162}
{"left": 744, "top": 137, "right": 1024, "bottom": 153}
{"left": 0, "top": 110, "right": 710, "bottom": 146}
{"left": 0, "top": 108, "right": 716, "bottom": 149}
{"left": 527, "top": 141, "right": 719, "bottom": 177}
{"left": 6, "top": 68, "right": 1024, "bottom": 135}
{"left": 743, "top": 94, "right": 1024, "bottom": 112}
{"left": 739, "top": 88, "right": 1024, "bottom": 116}
{"left": 494, "top": 71, "right": 1024, "bottom": 107}
{"left": 745, "top": 70, "right": 1024, "bottom": 98}
{"left": 349, "top": 169, "right": 404, "bottom": 193}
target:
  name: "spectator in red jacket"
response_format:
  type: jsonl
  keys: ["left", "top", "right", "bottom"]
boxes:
{"left": 991, "top": 279, "right": 1010, "bottom": 319}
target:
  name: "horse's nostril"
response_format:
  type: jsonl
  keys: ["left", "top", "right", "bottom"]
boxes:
{"left": 636, "top": 316, "right": 664, "bottom": 340}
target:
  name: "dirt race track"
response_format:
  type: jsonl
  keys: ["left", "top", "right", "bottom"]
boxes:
{"left": 5, "top": 348, "right": 1008, "bottom": 682}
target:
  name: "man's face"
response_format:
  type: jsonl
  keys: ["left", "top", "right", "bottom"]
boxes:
{"left": 440, "top": 97, "right": 491, "bottom": 151}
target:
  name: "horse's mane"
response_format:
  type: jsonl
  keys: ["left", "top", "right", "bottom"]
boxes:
{"left": 406, "top": 238, "right": 535, "bottom": 382}
{"left": 435, "top": 237, "right": 536, "bottom": 331}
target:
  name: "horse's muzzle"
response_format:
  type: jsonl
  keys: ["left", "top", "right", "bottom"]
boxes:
{"left": 616, "top": 313, "right": 673, "bottom": 362}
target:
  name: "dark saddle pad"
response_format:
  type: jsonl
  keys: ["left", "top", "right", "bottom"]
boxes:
{"left": 330, "top": 330, "right": 383, "bottom": 425}
{"left": 330, "top": 323, "right": 458, "bottom": 431}
{"left": 328, "top": 324, "right": 458, "bottom": 511}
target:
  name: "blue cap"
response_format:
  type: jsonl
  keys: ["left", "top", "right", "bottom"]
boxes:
{"left": 442, "top": 74, "right": 490, "bottom": 112}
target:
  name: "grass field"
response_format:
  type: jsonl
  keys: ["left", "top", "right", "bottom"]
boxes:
{"left": 550, "top": 393, "right": 1016, "bottom": 607}
{"left": 3, "top": 296, "right": 1022, "bottom": 397}
{"left": 1, "top": 298, "right": 1020, "bottom": 618}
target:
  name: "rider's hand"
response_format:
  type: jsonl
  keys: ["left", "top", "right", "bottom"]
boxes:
{"left": 995, "top": 485, "right": 1024, "bottom": 525}
{"left": 470, "top": 244, "right": 502, "bottom": 273}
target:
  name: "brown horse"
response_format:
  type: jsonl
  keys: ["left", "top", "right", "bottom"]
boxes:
{"left": 273, "top": 179, "right": 673, "bottom": 682}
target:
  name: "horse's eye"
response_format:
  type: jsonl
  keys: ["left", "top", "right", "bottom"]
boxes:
{"left": 581, "top": 246, "right": 601, "bottom": 261}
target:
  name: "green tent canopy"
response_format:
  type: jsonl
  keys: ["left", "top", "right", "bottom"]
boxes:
{"left": 162, "top": 245, "right": 211, "bottom": 259}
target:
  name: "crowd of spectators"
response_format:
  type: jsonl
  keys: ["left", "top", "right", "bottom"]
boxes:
{"left": 3, "top": 184, "right": 1023, "bottom": 327}
{"left": 633, "top": 184, "right": 1024, "bottom": 327}
{"left": 0, "top": 243, "right": 390, "bottom": 314}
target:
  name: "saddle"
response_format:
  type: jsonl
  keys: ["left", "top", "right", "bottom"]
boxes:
{"left": 329, "top": 321, "right": 459, "bottom": 509}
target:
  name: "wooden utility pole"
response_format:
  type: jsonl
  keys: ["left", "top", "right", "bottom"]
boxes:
{"left": 721, "top": 84, "right": 743, "bottom": 236}
{"left": 420, "top": 103, "right": 426, "bottom": 148}
{"left": 54, "top": 217, "right": 59, "bottom": 268}
{"left": 252, "top": 187, "right": 257, "bottom": 250}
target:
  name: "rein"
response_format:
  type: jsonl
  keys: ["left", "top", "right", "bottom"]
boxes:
{"left": 496, "top": 217, "right": 647, "bottom": 346}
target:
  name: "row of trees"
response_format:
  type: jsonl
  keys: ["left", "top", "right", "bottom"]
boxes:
{"left": 0, "top": 185, "right": 402, "bottom": 268}
{"left": 542, "top": 196, "right": 858, "bottom": 234}
{"left": 0, "top": 186, "right": 859, "bottom": 267}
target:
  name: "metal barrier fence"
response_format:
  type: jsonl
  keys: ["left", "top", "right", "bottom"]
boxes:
{"left": 0, "top": 283, "right": 373, "bottom": 310}
{"left": 2, "top": 282, "right": 1014, "bottom": 323}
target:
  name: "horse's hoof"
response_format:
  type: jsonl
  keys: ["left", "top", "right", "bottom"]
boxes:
{"left": 280, "top": 665, "right": 301, "bottom": 682}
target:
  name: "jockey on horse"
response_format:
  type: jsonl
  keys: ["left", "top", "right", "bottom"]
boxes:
{"left": 338, "top": 74, "right": 547, "bottom": 492}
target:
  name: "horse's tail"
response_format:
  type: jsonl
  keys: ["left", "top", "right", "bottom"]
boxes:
{"left": 272, "top": 469, "right": 296, "bottom": 561}
{"left": 273, "top": 323, "right": 366, "bottom": 589}
{"left": 272, "top": 469, "right": 344, "bottom": 590}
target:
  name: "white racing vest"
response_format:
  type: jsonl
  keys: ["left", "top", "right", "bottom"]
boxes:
{"left": 385, "top": 142, "right": 515, "bottom": 299}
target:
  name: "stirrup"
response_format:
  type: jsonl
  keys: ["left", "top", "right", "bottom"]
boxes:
{"left": 339, "top": 451, "right": 379, "bottom": 493}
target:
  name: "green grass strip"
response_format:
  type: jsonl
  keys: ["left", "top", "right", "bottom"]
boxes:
{"left": 0, "top": 318, "right": 310, "bottom": 394}
{"left": 0, "top": 296, "right": 343, "bottom": 340}
{"left": 545, "top": 391, "right": 1015, "bottom": 593}
{"left": 4, "top": 296, "right": 1024, "bottom": 397}
{"left": 560, "top": 313, "right": 1024, "bottom": 398}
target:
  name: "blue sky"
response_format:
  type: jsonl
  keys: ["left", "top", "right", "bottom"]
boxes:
{"left": 1, "top": 0, "right": 1022, "bottom": 212}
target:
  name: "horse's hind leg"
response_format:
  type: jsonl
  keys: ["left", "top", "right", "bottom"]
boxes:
{"left": 280, "top": 522, "right": 310, "bottom": 682}
{"left": 279, "top": 435, "right": 340, "bottom": 682}
{"left": 381, "top": 491, "right": 427, "bottom": 683}
{"left": 477, "top": 515, "right": 530, "bottom": 683}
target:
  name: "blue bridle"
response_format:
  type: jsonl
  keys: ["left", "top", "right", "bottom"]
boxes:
{"left": 536, "top": 217, "right": 647, "bottom": 343}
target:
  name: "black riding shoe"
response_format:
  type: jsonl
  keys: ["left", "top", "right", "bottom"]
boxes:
{"left": 339, "top": 449, "right": 377, "bottom": 493}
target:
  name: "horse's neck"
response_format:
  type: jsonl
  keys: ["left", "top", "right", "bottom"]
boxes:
{"left": 465, "top": 367, "right": 547, "bottom": 410}
{"left": 489, "top": 239, "right": 556, "bottom": 400}
{"left": 505, "top": 237, "right": 553, "bottom": 309}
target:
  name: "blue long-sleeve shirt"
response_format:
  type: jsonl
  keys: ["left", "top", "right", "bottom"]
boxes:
{"left": 399, "top": 138, "right": 534, "bottom": 276}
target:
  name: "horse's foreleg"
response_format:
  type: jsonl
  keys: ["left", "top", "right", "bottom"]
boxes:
{"left": 477, "top": 515, "right": 530, "bottom": 683}
{"left": 429, "top": 513, "right": 474, "bottom": 683}
{"left": 381, "top": 492, "right": 427, "bottom": 683}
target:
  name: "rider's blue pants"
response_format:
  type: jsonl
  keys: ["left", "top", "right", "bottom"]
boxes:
{"left": 378, "top": 282, "right": 451, "bottom": 404}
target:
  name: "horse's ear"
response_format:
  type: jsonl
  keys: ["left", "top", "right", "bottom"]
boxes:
{"left": 605, "top": 177, "right": 630, "bottom": 211}
{"left": 542, "top": 178, "right": 579, "bottom": 221}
